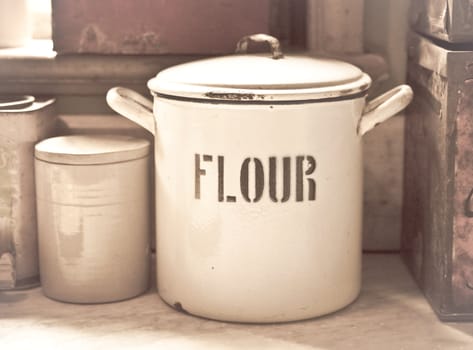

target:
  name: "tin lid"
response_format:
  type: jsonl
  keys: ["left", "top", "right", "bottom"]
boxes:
{"left": 35, "top": 135, "right": 150, "bottom": 165}
{"left": 148, "top": 34, "right": 371, "bottom": 102}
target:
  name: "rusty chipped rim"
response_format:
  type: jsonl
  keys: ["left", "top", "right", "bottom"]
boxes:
{"left": 148, "top": 73, "right": 372, "bottom": 103}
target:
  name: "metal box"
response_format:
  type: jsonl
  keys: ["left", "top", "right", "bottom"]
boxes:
{"left": 410, "top": 0, "right": 473, "bottom": 43}
{"left": 0, "top": 98, "right": 57, "bottom": 290}
{"left": 402, "top": 32, "right": 473, "bottom": 320}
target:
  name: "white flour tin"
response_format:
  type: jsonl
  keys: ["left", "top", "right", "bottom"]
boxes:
{"left": 106, "top": 34, "right": 413, "bottom": 322}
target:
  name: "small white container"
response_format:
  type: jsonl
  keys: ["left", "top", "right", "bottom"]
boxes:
{"left": 34, "top": 134, "right": 151, "bottom": 303}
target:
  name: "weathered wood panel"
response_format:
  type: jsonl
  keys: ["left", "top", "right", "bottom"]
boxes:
{"left": 362, "top": 115, "right": 405, "bottom": 251}
{"left": 52, "top": 0, "right": 271, "bottom": 54}
{"left": 307, "top": 0, "right": 364, "bottom": 54}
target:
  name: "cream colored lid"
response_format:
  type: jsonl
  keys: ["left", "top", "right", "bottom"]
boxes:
{"left": 147, "top": 34, "right": 371, "bottom": 102}
{"left": 35, "top": 135, "right": 150, "bottom": 165}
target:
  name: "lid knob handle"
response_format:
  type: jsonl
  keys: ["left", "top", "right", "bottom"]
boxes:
{"left": 235, "top": 34, "right": 284, "bottom": 59}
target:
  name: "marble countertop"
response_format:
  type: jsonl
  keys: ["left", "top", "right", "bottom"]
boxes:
{"left": 2, "top": 254, "right": 473, "bottom": 349}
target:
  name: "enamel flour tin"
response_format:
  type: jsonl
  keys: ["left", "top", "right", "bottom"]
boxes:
{"left": 107, "top": 34, "right": 413, "bottom": 322}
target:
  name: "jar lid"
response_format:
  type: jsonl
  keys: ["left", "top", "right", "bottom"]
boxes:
{"left": 147, "top": 34, "right": 371, "bottom": 102}
{"left": 35, "top": 135, "right": 150, "bottom": 165}
{"left": 0, "top": 97, "right": 55, "bottom": 113}
{"left": 0, "top": 95, "right": 35, "bottom": 110}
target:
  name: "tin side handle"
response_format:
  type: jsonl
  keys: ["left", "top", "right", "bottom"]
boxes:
{"left": 358, "top": 84, "right": 413, "bottom": 136}
{"left": 106, "top": 87, "right": 155, "bottom": 135}
{"left": 235, "top": 33, "right": 284, "bottom": 59}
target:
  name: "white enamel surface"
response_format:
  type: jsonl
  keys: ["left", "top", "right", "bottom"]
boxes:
{"left": 148, "top": 54, "right": 371, "bottom": 101}
{"left": 35, "top": 157, "right": 150, "bottom": 303}
{"left": 152, "top": 54, "right": 363, "bottom": 89}
{"left": 35, "top": 134, "right": 150, "bottom": 165}
{"left": 153, "top": 97, "right": 365, "bottom": 322}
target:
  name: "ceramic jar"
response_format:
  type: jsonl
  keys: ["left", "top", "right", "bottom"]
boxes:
{"left": 35, "top": 134, "right": 151, "bottom": 303}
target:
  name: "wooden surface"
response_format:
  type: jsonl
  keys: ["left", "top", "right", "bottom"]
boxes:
{"left": 52, "top": 0, "right": 271, "bottom": 54}
{"left": 362, "top": 115, "right": 404, "bottom": 251}
{"left": 0, "top": 40, "right": 205, "bottom": 96}
{"left": 307, "top": 0, "right": 364, "bottom": 54}
{"left": 364, "top": 0, "right": 410, "bottom": 92}
{"left": 2, "top": 254, "right": 473, "bottom": 349}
